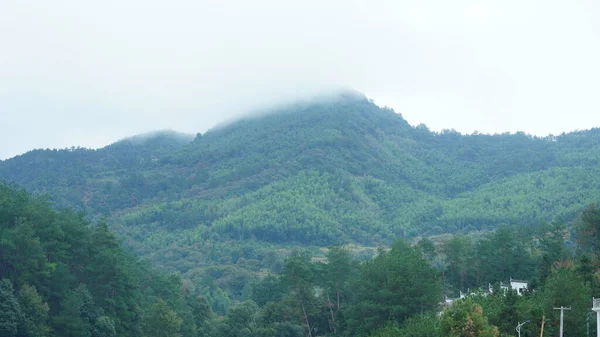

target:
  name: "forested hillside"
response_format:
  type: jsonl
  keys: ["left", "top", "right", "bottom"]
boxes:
{"left": 2, "top": 92, "right": 600, "bottom": 318}
{"left": 2, "top": 93, "right": 599, "bottom": 241}
{"left": 5, "top": 183, "right": 600, "bottom": 337}
{"left": 3, "top": 92, "right": 600, "bottom": 336}
{"left": 0, "top": 183, "right": 213, "bottom": 337}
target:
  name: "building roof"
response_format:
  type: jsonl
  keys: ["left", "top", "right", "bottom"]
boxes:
{"left": 510, "top": 278, "right": 528, "bottom": 283}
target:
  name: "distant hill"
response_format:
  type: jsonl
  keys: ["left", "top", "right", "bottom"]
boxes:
{"left": 2, "top": 92, "right": 600, "bottom": 282}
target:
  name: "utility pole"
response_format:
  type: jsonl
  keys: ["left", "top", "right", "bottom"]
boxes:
{"left": 554, "top": 306, "right": 571, "bottom": 337}
{"left": 588, "top": 311, "right": 591, "bottom": 337}
{"left": 516, "top": 320, "right": 530, "bottom": 337}
{"left": 592, "top": 298, "right": 600, "bottom": 337}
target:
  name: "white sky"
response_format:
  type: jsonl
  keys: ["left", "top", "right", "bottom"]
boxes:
{"left": 1, "top": 0, "right": 600, "bottom": 160}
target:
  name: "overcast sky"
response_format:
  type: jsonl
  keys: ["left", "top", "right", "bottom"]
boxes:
{"left": 1, "top": 0, "right": 600, "bottom": 160}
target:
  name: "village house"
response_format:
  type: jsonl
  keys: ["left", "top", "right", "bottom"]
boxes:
{"left": 443, "top": 278, "right": 529, "bottom": 310}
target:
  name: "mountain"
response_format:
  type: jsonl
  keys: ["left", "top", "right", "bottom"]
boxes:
{"left": 1, "top": 92, "right": 600, "bottom": 294}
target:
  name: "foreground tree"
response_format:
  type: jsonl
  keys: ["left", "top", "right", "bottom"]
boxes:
{"left": 317, "top": 245, "right": 353, "bottom": 334}
{"left": 0, "top": 279, "right": 21, "bottom": 337}
{"left": 143, "top": 299, "right": 183, "bottom": 337}
{"left": 52, "top": 290, "right": 91, "bottom": 337}
{"left": 443, "top": 236, "right": 473, "bottom": 291}
{"left": 541, "top": 266, "right": 590, "bottom": 337}
{"left": 226, "top": 300, "right": 259, "bottom": 335}
{"left": 345, "top": 240, "right": 441, "bottom": 336}
{"left": 441, "top": 298, "right": 499, "bottom": 337}
{"left": 17, "top": 284, "right": 50, "bottom": 337}
{"left": 368, "top": 313, "right": 441, "bottom": 337}
{"left": 92, "top": 316, "right": 116, "bottom": 337}
{"left": 577, "top": 203, "right": 600, "bottom": 255}
{"left": 281, "top": 252, "right": 317, "bottom": 337}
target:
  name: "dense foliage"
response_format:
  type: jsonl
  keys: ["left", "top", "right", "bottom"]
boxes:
{"left": 175, "top": 203, "right": 600, "bottom": 336}
{"left": 3, "top": 183, "right": 600, "bottom": 336}
{"left": 0, "top": 184, "right": 213, "bottom": 337}
{"left": 208, "top": 203, "right": 600, "bottom": 337}
{"left": 2, "top": 94, "right": 600, "bottom": 245}
{"left": 1, "top": 95, "right": 599, "bottom": 267}
{"left": 2, "top": 92, "right": 600, "bottom": 335}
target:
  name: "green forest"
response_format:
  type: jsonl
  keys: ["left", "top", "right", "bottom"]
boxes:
{"left": 2, "top": 93, "right": 600, "bottom": 336}
{"left": 3, "top": 184, "right": 600, "bottom": 336}
{"left": 0, "top": 183, "right": 213, "bottom": 337}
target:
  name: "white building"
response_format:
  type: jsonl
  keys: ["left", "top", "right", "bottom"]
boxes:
{"left": 491, "top": 278, "right": 528, "bottom": 295}
{"left": 509, "top": 278, "right": 528, "bottom": 295}
{"left": 442, "top": 278, "right": 529, "bottom": 312}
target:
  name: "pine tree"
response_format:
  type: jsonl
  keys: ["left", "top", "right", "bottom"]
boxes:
{"left": 143, "top": 298, "right": 183, "bottom": 337}
{"left": 0, "top": 279, "right": 21, "bottom": 337}
{"left": 17, "top": 284, "right": 50, "bottom": 337}
{"left": 52, "top": 288, "right": 93, "bottom": 337}
{"left": 92, "top": 316, "right": 116, "bottom": 337}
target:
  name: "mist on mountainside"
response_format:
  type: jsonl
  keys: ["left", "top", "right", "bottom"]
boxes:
{"left": 114, "top": 130, "right": 195, "bottom": 146}
{"left": 2, "top": 90, "right": 600, "bottom": 337}
{"left": 208, "top": 89, "right": 368, "bottom": 132}
{"left": 2, "top": 94, "right": 599, "bottom": 245}
{"left": 3, "top": 0, "right": 600, "bottom": 336}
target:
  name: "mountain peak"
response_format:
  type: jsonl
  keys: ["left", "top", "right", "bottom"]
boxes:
{"left": 111, "top": 130, "right": 194, "bottom": 147}
{"left": 2, "top": 96, "right": 600, "bottom": 247}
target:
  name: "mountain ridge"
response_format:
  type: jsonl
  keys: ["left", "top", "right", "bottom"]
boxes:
{"left": 1, "top": 94, "right": 600, "bottom": 263}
